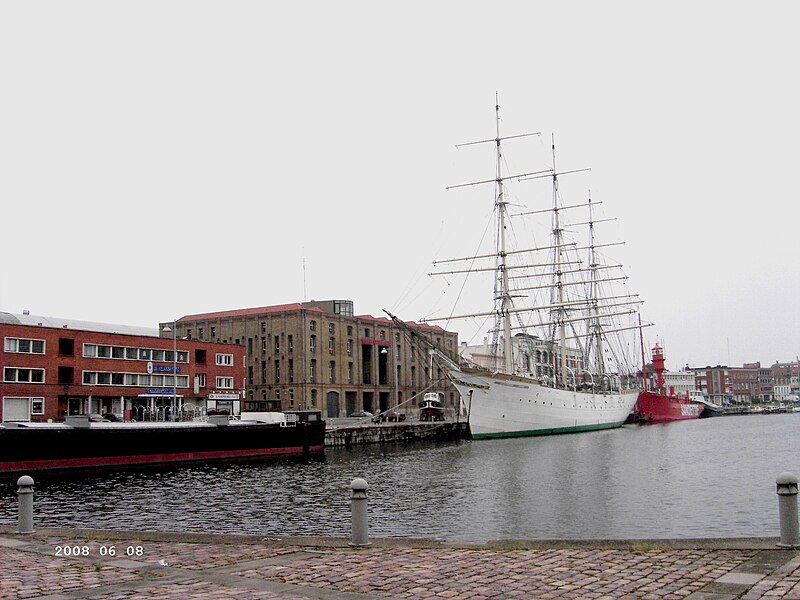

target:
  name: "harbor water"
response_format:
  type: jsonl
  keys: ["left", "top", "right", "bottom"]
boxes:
{"left": 1, "top": 413, "right": 798, "bottom": 543}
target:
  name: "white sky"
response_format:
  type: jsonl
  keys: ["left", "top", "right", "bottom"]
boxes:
{"left": 2, "top": 2, "right": 798, "bottom": 371}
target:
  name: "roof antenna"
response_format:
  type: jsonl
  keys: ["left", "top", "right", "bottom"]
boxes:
{"left": 302, "top": 249, "right": 307, "bottom": 302}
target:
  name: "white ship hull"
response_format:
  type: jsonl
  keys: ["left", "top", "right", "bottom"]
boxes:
{"left": 448, "top": 368, "right": 638, "bottom": 439}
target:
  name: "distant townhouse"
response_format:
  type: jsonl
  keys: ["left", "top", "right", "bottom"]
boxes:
{"left": 165, "top": 300, "right": 459, "bottom": 418}
{"left": 690, "top": 363, "right": 763, "bottom": 405}
{"left": 1, "top": 311, "right": 245, "bottom": 423}
{"left": 770, "top": 361, "right": 799, "bottom": 403}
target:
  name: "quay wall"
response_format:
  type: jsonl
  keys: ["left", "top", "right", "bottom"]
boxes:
{"left": 325, "top": 421, "right": 469, "bottom": 448}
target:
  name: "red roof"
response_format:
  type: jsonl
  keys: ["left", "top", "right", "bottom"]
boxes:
{"left": 179, "top": 303, "right": 323, "bottom": 322}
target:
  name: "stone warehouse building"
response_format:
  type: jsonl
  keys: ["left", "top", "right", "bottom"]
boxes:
{"left": 164, "top": 300, "right": 460, "bottom": 418}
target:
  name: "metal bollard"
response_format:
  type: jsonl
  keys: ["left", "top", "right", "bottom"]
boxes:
{"left": 777, "top": 472, "right": 800, "bottom": 548}
{"left": 17, "top": 475, "right": 35, "bottom": 534}
{"left": 349, "top": 478, "right": 370, "bottom": 547}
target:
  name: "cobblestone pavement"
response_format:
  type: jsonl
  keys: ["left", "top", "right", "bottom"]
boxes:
{"left": 1, "top": 528, "right": 799, "bottom": 599}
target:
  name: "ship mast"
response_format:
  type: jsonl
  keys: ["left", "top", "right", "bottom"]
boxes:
{"left": 495, "top": 98, "right": 514, "bottom": 373}
{"left": 436, "top": 95, "right": 545, "bottom": 374}
{"left": 551, "top": 136, "right": 568, "bottom": 384}
{"left": 588, "top": 193, "right": 604, "bottom": 378}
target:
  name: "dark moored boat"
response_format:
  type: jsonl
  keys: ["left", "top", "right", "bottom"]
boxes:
{"left": 0, "top": 411, "right": 325, "bottom": 476}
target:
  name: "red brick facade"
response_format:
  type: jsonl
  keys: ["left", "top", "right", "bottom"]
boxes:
{"left": 1, "top": 319, "right": 245, "bottom": 423}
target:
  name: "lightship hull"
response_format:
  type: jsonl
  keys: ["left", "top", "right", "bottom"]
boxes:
{"left": 634, "top": 390, "right": 704, "bottom": 422}
{"left": 448, "top": 368, "right": 638, "bottom": 439}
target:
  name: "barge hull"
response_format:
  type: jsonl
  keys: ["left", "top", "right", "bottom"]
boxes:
{"left": 0, "top": 421, "right": 325, "bottom": 475}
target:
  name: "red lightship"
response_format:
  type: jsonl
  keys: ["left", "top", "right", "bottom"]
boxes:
{"left": 633, "top": 344, "right": 704, "bottom": 423}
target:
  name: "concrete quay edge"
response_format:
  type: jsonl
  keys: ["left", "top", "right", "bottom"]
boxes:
{"left": 3, "top": 526, "right": 800, "bottom": 599}
{"left": 0, "top": 525, "right": 785, "bottom": 551}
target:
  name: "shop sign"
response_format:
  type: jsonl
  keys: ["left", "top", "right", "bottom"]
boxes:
{"left": 148, "top": 388, "right": 175, "bottom": 395}
{"left": 208, "top": 392, "right": 240, "bottom": 400}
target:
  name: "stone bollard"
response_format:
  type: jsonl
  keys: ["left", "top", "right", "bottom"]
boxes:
{"left": 349, "top": 478, "right": 370, "bottom": 547}
{"left": 17, "top": 475, "right": 35, "bottom": 534}
{"left": 777, "top": 472, "right": 800, "bottom": 548}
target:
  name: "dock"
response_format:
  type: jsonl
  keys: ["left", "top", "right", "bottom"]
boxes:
{"left": 2, "top": 526, "right": 799, "bottom": 599}
{"left": 324, "top": 419, "right": 469, "bottom": 447}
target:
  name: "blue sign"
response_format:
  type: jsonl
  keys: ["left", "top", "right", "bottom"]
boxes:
{"left": 148, "top": 388, "right": 175, "bottom": 395}
{"left": 152, "top": 365, "right": 181, "bottom": 373}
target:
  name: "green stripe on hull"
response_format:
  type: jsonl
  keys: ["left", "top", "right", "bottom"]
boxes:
{"left": 471, "top": 420, "right": 627, "bottom": 440}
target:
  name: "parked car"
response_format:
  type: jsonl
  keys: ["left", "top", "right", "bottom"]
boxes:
{"left": 372, "top": 410, "right": 406, "bottom": 423}
{"left": 350, "top": 411, "right": 374, "bottom": 418}
{"left": 88, "top": 414, "right": 110, "bottom": 422}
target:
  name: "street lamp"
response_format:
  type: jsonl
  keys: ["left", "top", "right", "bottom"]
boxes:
{"left": 161, "top": 321, "right": 177, "bottom": 420}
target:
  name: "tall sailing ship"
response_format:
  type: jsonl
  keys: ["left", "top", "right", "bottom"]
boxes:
{"left": 422, "top": 100, "right": 647, "bottom": 440}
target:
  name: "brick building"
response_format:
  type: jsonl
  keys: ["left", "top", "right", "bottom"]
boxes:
{"left": 770, "top": 361, "right": 800, "bottom": 402}
{"left": 1, "top": 311, "right": 245, "bottom": 422}
{"left": 166, "top": 300, "right": 460, "bottom": 418}
{"left": 690, "top": 363, "right": 761, "bottom": 405}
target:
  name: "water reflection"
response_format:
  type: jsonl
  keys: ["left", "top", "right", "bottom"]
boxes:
{"left": 1, "top": 414, "right": 799, "bottom": 542}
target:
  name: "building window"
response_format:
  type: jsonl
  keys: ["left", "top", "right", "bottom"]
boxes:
{"left": 4, "top": 368, "right": 45, "bottom": 383}
{"left": 58, "top": 338, "right": 75, "bottom": 356}
{"left": 329, "top": 361, "right": 336, "bottom": 383}
{"left": 288, "top": 359, "right": 294, "bottom": 383}
{"left": 348, "top": 362, "right": 354, "bottom": 384}
{"left": 310, "top": 335, "right": 316, "bottom": 353}
{"left": 3, "top": 397, "right": 45, "bottom": 416}
{"left": 329, "top": 337, "right": 335, "bottom": 354}
{"left": 275, "top": 336, "right": 280, "bottom": 353}
{"left": 31, "top": 398, "right": 44, "bottom": 415}
{"left": 310, "top": 359, "right": 317, "bottom": 383}
{"left": 210, "top": 326, "right": 216, "bottom": 339}
{"left": 288, "top": 335, "right": 293, "bottom": 352}
{"left": 309, "top": 320, "right": 316, "bottom": 331}
{"left": 261, "top": 321, "right": 266, "bottom": 334}
{"left": 4, "top": 338, "right": 46, "bottom": 354}
{"left": 347, "top": 339, "right": 353, "bottom": 355}
{"left": 347, "top": 326, "right": 353, "bottom": 336}
{"left": 275, "top": 360, "right": 280, "bottom": 384}
{"left": 311, "top": 389, "right": 318, "bottom": 406}
{"left": 328, "top": 323, "right": 335, "bottom": 334}
{"left": 216, "top": 353, "right": 234, "bottom": 366}
{"left": 216, "top": 376, "right": 234, "bottom": 389}
{"left": 196, "top": 373, "right": 206, "bottom": 388}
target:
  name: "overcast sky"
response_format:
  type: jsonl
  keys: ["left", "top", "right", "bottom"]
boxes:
{"left": 2, "top": 2, "right": 798, "bottom": 371}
